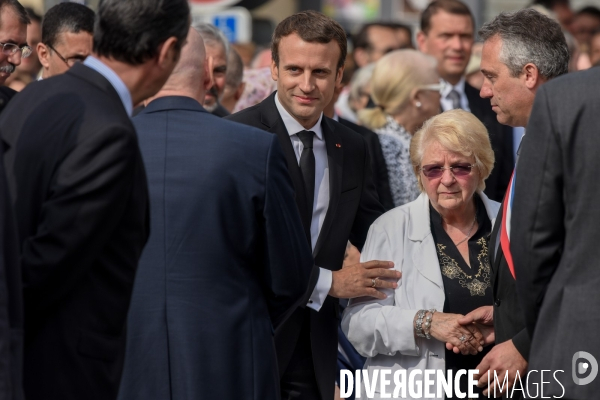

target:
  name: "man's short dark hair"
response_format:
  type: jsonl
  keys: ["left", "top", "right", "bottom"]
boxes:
{"left": 271, "top": 10, "right": 347, "bottom": 70}
{"left": 577, "top": 6, "right": 600, "bottom": 21}
{"left": 93, "top": 0, "right": 190, "bottom": 66}
{"left": 42, "top": 3, "right": 94, "bottom": 48}
{"left": 0, "top": 0, "right": 30, "bottom": 27}
{"left": 353, "top": 22, "right": 412, "bottom": 50}
{"left": 420, "top": 0, "right": 474, "bottom": 34}
{"left": 479, "top": 8, "right": 569, "bottom": 80}
{"left": 24, "top": 7, "right": 40, "bottom": 24}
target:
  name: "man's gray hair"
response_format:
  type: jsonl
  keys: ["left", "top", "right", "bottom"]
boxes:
{"left": 192, "top": 22, "right": 229, "bottom": 55}
{"left": 479, "top": 8, "right": 569, "bottom": 80}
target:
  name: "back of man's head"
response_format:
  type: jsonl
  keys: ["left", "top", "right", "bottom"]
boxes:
{"left": 93, "top": 0, "right": 189, "bottom": 65}
{"left": 479, "top": 8, "right": 569, "bottom": 80}
{"left": 153, "top": 27, "right": 208, "bottom": 104}
{"left": 42, "top": 3, "right": 94, "bottom": 48}
{"left": 420, "top": 0, "right": 473, "bottom": 34}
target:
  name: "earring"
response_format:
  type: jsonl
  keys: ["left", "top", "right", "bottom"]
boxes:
{"left": 416, "top": 101, "right": 422, "bottom": 108}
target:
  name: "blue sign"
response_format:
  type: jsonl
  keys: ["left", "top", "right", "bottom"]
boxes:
{"left": 213, "top": 16, "right": 236, "bottom": 43}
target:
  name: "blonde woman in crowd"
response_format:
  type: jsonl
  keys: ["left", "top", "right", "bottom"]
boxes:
{"left": 359, "top": 50, "right": 443, "bottom": 207}
{"left": 343, "top": 110, "right": 498, "bottom": 399}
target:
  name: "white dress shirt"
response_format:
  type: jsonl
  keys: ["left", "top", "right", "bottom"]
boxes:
{"left": 274, "top": 93, "right": 332, "bottom": 311}
{"left": 440, "top": 76, "right": 471, "bottom": 112}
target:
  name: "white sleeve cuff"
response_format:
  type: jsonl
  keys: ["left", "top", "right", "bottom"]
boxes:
{"left": 306, "top": 267, "right": 332, "bottom": 311}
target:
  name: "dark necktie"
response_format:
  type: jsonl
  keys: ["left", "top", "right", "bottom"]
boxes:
{"left": 448, "top": 89, "right": 462, "bottom": 110}
{"left": 297, "top": 130, "right": 315, "bottom": 214}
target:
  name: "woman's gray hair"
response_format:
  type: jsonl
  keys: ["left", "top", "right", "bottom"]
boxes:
{"left": 479, "top": 8, "right": 569, "bottom": 80}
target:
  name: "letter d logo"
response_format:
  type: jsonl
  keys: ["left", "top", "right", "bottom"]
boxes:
{"left": 572, "top": 351, "right": 598, "bottom": 385}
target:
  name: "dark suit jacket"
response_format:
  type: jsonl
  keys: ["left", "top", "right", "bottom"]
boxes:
{"left": 226, "top": 93, "right": 384, "bottom": 400}
{"left": 118, "top": 96, "right": 312, "bottom": 400}
{"left": 338, "top": 117, "right": 395, "bottom": 212}
{"left": 0, "top": 63, "right": 150, "bottom": 400}
{"left": 512, "top": 68, "right": 600, "bottom": 398}
{"left": 0, "top": 140, "right": 22, "bottom": 400}
{"left": 0, "top": 87, "right": 16, "bottom": 115}
{"left": 465, "top": 82, "right": 514, "bottom": 202}
{"left": 489, "top": 206, "right": 530, "bottom": 362}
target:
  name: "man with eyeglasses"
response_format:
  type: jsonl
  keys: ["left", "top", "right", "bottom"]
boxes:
{"left": 36, "top": 2, "right": 94, "bottom": 79}
{"left": 0, "top": 0, "right": 31, "bottom": 113}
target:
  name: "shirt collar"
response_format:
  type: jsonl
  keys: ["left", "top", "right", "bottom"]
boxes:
{"left": 83, "top": 56, "right": 133, "bottom": 117}
{"left": 274, "top": 91, "right": 324, "bottom": 140}
{"left": 441, "top": 76, "right": 466, "bottom": 99}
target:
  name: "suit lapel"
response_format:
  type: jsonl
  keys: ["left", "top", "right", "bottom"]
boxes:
{"left": 259, "top": 95, "right": 312, "bottom": 240}
{"left": 313, "top": 118, "right": 343, "bottom": 257}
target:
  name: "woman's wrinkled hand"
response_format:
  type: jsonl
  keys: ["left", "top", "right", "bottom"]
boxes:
{"left": 429, "top": 312, "right": 484, "bottom": 355}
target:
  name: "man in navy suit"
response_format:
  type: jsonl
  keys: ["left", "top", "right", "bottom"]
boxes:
{"left": 117, "top": 28, "right": 313, "bottom": 400}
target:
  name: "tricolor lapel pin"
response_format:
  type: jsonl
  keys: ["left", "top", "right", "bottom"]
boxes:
{"left": 336, "top": 143, "right": 342, "bottom": 148}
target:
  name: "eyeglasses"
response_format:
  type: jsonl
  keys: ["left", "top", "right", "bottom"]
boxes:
{"left": 46, "top": 43, "right": 87, "bottom": 67}
{"left": 418, "top": 79, "right": 449, "bottom": 95}
{"left": 0, "top": 42, "right": 32, "bottom": 59}
{"left": 421, "top": 163, "right": 475, "bottom": 178}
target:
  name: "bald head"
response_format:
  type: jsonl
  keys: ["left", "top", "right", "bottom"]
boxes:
{"left": 152, "top": 27, "right": 209, "bottom": 103}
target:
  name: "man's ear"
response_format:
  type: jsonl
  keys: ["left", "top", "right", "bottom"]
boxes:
{"left": 157, "top": 36, "right": 180, "bottom": 69}
{"left": 416, "top": 31, "right": 427, "bottom": 52}
{"left": 37, "top": 42, "right": 50, "bottom": 69}
{"left": 203, "top": 58, "right": 213, "bottom": 92}
{"left": 335, "top": 66, "right": 345, "bottom": 86}
{"left": 523, "top": 62, "right": 543, "bottom": 89}
{"left": 353, "top": 48, "right": 369, "bottom": 68}
{"left": 270, "top": 59, "right": 278, "bottom": 81}
{"left": 234, "top": 82, "right": 246, "bottom": 102}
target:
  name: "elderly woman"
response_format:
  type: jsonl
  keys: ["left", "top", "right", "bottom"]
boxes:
{"left": 342, "top": 110, "right": 499, "bottom": 398}
{"left": 359, "top": 50, "right": 442, "bottom": 207}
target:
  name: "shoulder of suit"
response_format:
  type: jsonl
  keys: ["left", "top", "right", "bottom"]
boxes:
{"left": 226, "top": 101, "right": 263, "bottom": 123}
{"left": 541, "top": 68, "right": 600, "bottom": 95}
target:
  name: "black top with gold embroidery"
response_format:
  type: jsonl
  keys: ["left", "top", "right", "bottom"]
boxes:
{"left": 430, "top": 194, "right": 494, "bottom": 398}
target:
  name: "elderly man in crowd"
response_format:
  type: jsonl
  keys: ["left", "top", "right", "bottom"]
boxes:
{"left": 0, "top": 0, "right": 30, "bottom": 112}
{"left": 0, "top": 0, "right": 190, "bottom": 398}
{"left": 0, "top": 4, "right": 29, "bottom": 400}
{"left": 455, "top": 8, "right": 569, "bottom": 397}
{"left": 194, "top": 22, "right": 230, "bottom": 117}
{"left": 36, "top": 2, "right": 94, "bottom": 79}
{"left": 417, "top": 0, "right": 514, "bottom": 202}
{"left": 118, "top": 27, "right": 312, "bottom": 400}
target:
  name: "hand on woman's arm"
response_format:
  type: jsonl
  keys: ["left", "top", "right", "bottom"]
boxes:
{"left": 422, "top": 312, "right": 484, "bottom": 355}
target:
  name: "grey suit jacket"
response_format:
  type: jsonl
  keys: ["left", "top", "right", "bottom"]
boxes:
{"left": 512, "top": 67, "right": 600, "bottom": 399}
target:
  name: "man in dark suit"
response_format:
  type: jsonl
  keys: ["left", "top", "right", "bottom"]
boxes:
{"left": 118, "top": 27, "right": 313, "bottom": 400}
{"left": 512, "top": 65, "right": 600, "bottom": 400}
{"left": 0, "top": 3, "right": 30, "bottom": 399}
{"left": 455, "top": 9, "right": 569, "bottom": 397}
{"left": 417, "top": 0, "right": 514, "bottom": 202}
{"left": 0, "top": 1, "right": 190, "bottom": 399}
{"left": 227, "top": 11, "right": 400, "bottom": 400}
